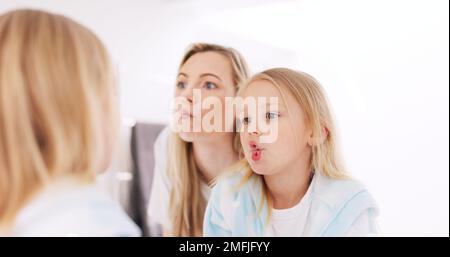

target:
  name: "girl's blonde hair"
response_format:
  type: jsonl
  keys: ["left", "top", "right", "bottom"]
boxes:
{"left": 167, "top": 43, "right": 250, "bottom": 236}
{"left": 0, "top": 9, "right": 118, "bottom": 227}
{"left": 235, "top": 68, "right": 347, "bottom": 215}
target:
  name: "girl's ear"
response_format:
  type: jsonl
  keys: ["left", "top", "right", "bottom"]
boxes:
{"left": 319, "top": 126, "right": 329, "bottom": 144}
{"left": 307, "top": 126, "right": 328, "bottom": 146}
{"left": 307, "top": 129, "right": 315, "bottom": 146}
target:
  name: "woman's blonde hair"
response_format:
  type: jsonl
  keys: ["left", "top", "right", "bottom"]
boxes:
{"left": 235, "top": 68, "right": 347, "bottom": 215}
{"left": 0, "top": 9, "right": 118, "bottom": 227}
{"left": 167, "top": 43, "right": 250, "bottom": 236}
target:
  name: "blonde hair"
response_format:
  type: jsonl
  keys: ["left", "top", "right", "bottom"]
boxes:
{"left": 235, "top": 68, "right": 347, "bottom": 216}
{"left": 167, "top": 43, "right": 250, "bottom": 236}
{"left": 0, "top": 9, "right": 118, "bottom": 227}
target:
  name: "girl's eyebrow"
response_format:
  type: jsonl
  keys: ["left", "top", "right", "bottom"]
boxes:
{"left": 177, "top": 72, "right": 188, "bottom": 77}
{"left": 241, "top": 102, "right": 285, "bottom": 113}
{"left": 262, "top": 102, "right": 286, "bottom": 110}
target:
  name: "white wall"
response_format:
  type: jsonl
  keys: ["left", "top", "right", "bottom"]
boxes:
{"left": 1, "top": 0, "right": 448, "bottom": 236}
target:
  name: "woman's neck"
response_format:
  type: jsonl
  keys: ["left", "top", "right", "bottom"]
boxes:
{"left": 264, "top": 152, "right": 313, "bottom": 209}
{"left": 192, "top": 133, "right": 239, "bottom": 185}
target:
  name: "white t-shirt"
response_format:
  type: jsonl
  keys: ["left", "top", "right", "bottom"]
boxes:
{"left": 147, "top": 127, "right": 211, "bottom": 235}
{"left": 264, "top": 175, "right": 379, "bottom": 237}
{"left": 265, "top": 182, "right": 313, "bottom": 237}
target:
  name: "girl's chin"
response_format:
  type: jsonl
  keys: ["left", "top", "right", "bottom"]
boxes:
{"left": 249, "top": 161, "right": 272, "bottom": 175}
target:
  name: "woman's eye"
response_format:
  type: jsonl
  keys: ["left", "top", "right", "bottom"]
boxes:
{"left": 266, "top": 112, "right": 279, "bottom": 120}
{"left": 203, "top": 82, "right": 217, "bottom": 90}
{"left": 176, "top": 81, "right": 186, "bottom": 89}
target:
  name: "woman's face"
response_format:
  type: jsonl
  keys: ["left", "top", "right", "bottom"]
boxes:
{"left": 173, "top": 51, "right": 237, "bottom": 143}
{"left": 239, "top": 79, "right": 313, "bottom": 176}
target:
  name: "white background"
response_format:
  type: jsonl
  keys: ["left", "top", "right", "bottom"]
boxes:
{"left": 1, "top": 0, "right": 448, "bottom": 236}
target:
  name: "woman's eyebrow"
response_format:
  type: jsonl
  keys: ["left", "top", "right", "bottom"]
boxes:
{"left": 200, "top": 73, "right": 222, "bottom": 82}
{"left": 177, "top": 72, "right": 188, "bottom": 77}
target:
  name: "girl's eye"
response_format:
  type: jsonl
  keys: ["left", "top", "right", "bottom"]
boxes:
{"left": 203, "top": 82, "right": 217, "bottom": 90}
{"left": 242, "top": 117, "right": 251, "bottom": 125}
{"left": 266, "top": 112, "right": 279, "bottom": 120}
{"left": 176, "top": 81, "right": 186, "bottom": 89}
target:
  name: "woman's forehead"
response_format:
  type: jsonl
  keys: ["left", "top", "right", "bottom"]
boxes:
{"left": 180, "top": 52, "right": 232, "bottom": 78}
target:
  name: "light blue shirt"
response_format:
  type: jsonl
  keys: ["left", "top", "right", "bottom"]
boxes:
{"left": 203, "top": 170, "right": 379, "bottom": 237}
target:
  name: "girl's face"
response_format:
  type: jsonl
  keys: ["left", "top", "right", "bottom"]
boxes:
{"left": 174, "top": 51, "right": 236, "bottom": 142}
{"left": 240, "top": 80, "right": 313, "bottom": 175}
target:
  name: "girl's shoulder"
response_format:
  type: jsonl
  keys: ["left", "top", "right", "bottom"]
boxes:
{"left": 309, "top": 173, "right": 379, "bottom": 236}
{"left": 310, "top": 173, "right": 379, "bottom": 234}
{"left": 212, "top": 169, "right": 378, "bottom": 214}
{"left": 210, "top": 164, "right": 264, "bottom": 216}
{"left": 205, "top": 165, "right": 264, "bottom": 236}
{"left": 212, "top": 163, "right": 258, "bottom": 197}
{"left": 312, "top": 173, "right": 377, "bottom": 210}
{"left": 210, "top": 169, "right": 243, "bottom": 201}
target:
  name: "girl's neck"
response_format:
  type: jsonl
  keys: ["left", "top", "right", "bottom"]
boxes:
{"left": 264, "top": 152, "right": 313, "bottom": 209}
{"left": 192, "top": 133, "right": 239, "bottom": 185}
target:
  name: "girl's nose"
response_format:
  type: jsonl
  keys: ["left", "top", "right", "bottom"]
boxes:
{"left": 248, "top": 126, "right": 261, "bottom": 136}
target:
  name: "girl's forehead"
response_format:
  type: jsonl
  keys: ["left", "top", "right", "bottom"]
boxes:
{"left": 243, "top": 79, "right": 283, "bottom": 98}
{"left": 241, "top": 79, "right": 303, "bottom": 113}
{"left": 243, "top": 79, "right": 296, "bottom": 106}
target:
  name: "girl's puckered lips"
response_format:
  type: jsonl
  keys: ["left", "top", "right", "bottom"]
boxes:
{"left": 248, "top": 140, "right": 264, "bottom": 161}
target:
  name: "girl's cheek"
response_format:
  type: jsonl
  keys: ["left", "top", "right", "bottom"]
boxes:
{"left": 276, "top": 121, "right": 293, "bottom": 145}
{"left": 240, "top": 133, "right": 248, "bottom": 147}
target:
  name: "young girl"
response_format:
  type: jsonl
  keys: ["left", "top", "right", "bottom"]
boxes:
{"left": 203, "top": 68, "right": 379, "bottom": 236}
{"left": 147, "top": 43, "right": 250, "bottom": 236}
{"left": 0, "top": 9, "right": 139, "bottom": 236}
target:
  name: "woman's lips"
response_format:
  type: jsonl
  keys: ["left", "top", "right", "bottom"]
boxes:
{"left": 180, "top": 110, "right": 193, "bottom": 119}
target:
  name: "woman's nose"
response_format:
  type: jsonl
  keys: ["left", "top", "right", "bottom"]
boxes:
{"left": 180, "top": 86, "right": 193, "bottom": 103}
